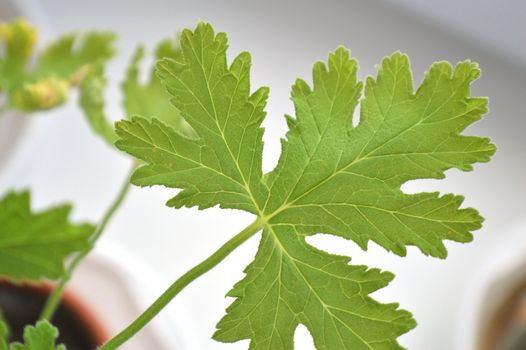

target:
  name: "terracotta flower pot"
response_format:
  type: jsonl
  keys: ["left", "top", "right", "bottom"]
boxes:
{"left": 0, "top": 280, "right": 108, "bottom": 349}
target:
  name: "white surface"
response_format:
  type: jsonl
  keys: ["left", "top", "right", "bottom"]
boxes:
{"left": 70, "top": 241, "right": 200, "bottom": 350}
{"left": 382, "top": 0, "right": 526, "bottom": 69}
{"left": 0, "top": 112, "right": 26, "bottom": 170}
{"left": 1, "top": 1, "right": 525, "bottom": 349}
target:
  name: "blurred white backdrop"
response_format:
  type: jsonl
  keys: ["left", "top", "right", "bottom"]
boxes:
{"left": 1, "top": 0, "right": 525, "bottom": 349}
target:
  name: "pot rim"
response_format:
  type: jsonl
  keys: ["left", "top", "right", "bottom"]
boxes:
{"left": 0, "top": 279, "right": 109, "bottom": 345}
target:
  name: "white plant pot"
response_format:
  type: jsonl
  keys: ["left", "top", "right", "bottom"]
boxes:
{"left": 68, "top": 240, "right": 200, "bottom": 350}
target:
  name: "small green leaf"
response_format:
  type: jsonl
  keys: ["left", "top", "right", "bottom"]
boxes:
{"left": 0, "top": 191, "right": 93, "bottom": 281}
{"left": 34, "top": 31, "right": 115, "bottom": 80}
{"left": 0, "top": 310, "right": 9, "bottom": 350}
{"left": 78, "top": 63, "right": 118, "bottom": 145}
{"left": 9, "top": 321, "right": 65, "bottom": 350}
{"left": 122, "top": 39, "right": 193, "bottom": 136}
{"left": 116, "top": 23, "right": 495, "bottom": 349}
{"left": 79, "top": 37, "right": 193, "bottom": 147}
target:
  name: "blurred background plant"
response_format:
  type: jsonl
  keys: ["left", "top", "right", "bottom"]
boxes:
{"left": 0, "top": 18, "right": 114, "bottom": 113}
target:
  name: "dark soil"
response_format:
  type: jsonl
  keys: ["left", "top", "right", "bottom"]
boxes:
{"left": 0, "top": 283, "right": 99, "bottom": 350}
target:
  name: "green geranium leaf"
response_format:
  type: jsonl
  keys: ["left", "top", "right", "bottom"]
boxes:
{"left": 79, "top": 37, "right": 193, "bottom": 147}
{"left": 33, "top": 31, "right": 114, "bottom": 80}
{"left": 0, "top": 191, "right": 93, "bottom": 281}
{"left": 0, "top": 311, "right": 9, "bottom": 350}
{"left": 78, "top": 63, "right": 117, "bottom": 145}
{"left": 10, "top": 321, "right": 65, "bottom": 350}
{"left": 122, "top": 40, "right": 193, "bottom": 136}
{"left": 116, "top": 22, "right": 495, "bottom": 349}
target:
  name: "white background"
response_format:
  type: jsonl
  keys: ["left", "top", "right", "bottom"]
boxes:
{"left": 1, "top": 0, "right": 525, "bottom": 349}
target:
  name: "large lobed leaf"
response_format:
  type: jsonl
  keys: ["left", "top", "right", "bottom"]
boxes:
{"left": 118, "top": 25, "right": 269, "bottom": 213}
{"left": 263, "top": 50, "right": 494, "bottom": 258}
{"left": 116, "top": 23, "right": 495, "bottom": 349}
{"left": 0, "top": 191, "right": 93, "bottom": 281}
{"left": 215, "top": 226, "right": 415, "bottom": 349}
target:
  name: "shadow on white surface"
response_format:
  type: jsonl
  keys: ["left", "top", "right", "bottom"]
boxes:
{"left": 69, "top": 241, "right": 201, "bottom": 350}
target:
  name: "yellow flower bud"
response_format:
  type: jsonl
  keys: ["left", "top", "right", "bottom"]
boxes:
{"left": 0, "top": 18, "right": 37, "bottom": 62}
{"left": 12, "top": 77, "right": 70, "bottom": 111}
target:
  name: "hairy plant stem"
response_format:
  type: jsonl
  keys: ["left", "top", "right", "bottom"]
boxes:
{"left": 39, "top": 162, "right": 136, "bottom": 321}
{"left": 98, "top": 218, "right": 264, "bottom": 350}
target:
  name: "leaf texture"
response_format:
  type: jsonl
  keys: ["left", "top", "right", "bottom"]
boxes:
{"left": 79, "top": 37, "right": 193, "bottom": 146}
{"left": 263, "top": 50, "right": 494, "bottom": 258}
{"left": 215, "top": 226, "right": 415, "bottom": 349}
{"left": 118, "top": 24, "right": 269, "bottom": 213}
{"left": 116, "top": 22, "right": 495, "bottom": 349}
{"left": 10, "top": 321, "right": 65, "bottom": 350}
{"left": 0, "top": 191, "right": 93, "bottom": 281}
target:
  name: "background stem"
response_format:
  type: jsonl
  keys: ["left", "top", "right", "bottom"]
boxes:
{"left": 98, "top": 218, "right": 263, "bottom": 350}
{"left": 39, "top": 162, "right": 136, "bottom": 321}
